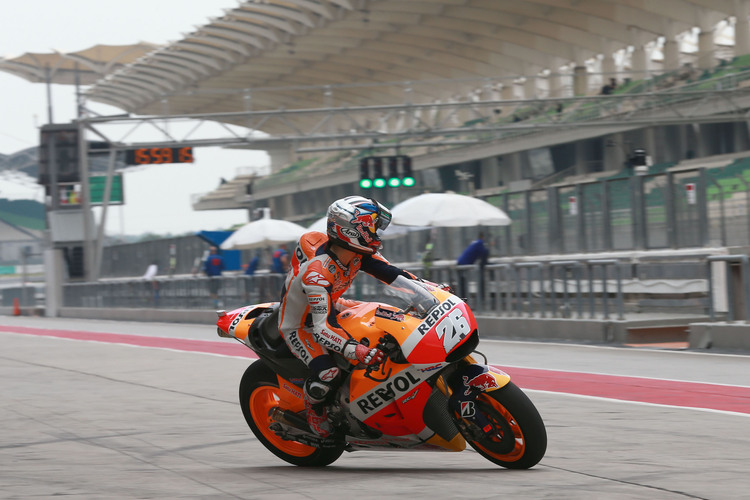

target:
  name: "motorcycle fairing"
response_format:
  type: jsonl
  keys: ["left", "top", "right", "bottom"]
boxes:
{"left": 397, "top": 298, "right": 478, "bottom": 364}
{"left": 337, "top": 297, "right": 479, "bottom": 367}
{"left": 348, "top": 363, "right": 427, "bottom": 424}
{"left": 274, "top": 374, "right": 306, "bottom": 413}
{"left": 343, "top": 369, "right": 468, "bottom": 452}
{"left": 216, "top": 303, "right": 276, "bottom": 342}
{"left": 344, "top": 431, "right": 458, "bottom": 451}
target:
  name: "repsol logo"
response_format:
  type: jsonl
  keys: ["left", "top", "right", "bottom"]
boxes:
{"left": 417, "top": 298, "right": 457, "bottom": 335}
{"left": 286, "top": 331, "right": 310, "bottom": 363}
{"left": 356, "top": 371, "right": 423, "bottom": 416}
{"left": 228, "top": 307, "right": 252, "bottom": 335}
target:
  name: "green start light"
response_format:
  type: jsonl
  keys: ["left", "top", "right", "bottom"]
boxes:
{"left": 402, "top": 176, "right": 415, "bottom": 187}
{"left": 388, "top": 177, "right": 401, "bottom": 187}
{"left": 373, "top": 177, "right": 387, "bottom": 188}
{"left": 360, "top": 178, "right": 373, "bottom": 189}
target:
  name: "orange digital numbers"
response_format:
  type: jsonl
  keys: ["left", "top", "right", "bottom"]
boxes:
{"left": 149, "top": 147, "right": 173, "bottom": 164}
{"left": 125, "top": 146, "right": 194, "bottom": 165}
{"left": 178, "top": 147, "right": 194, "bottom": 163}
{"left": 134, "top": 148, "right": 150, "bottom": 164}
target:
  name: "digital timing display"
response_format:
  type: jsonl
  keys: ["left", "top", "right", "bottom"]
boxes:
{"left": 124, "top": 147, "right": 194, "bottom": 165}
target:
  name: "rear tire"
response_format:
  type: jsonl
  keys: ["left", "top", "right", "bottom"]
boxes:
{"left": 459, "top": 382, "right": 547, "bottom": 469}
{"left": 239, "top": 360, "right": 344, "bottom": 466}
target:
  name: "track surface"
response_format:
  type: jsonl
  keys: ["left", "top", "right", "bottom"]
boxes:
{"left": 2, "top": 315, "right": 749, "bottom": 499}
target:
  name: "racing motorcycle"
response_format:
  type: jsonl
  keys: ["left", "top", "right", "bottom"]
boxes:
{"left": 215, "top": 275, "right": 547, "bottom": 469}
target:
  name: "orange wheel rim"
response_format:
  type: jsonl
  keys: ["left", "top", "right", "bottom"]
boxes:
{"left": 472, "top": 394, "right": 526, "bottom": 462}
{"left": 249, "top": 386, "right": 316, "bottom": 457}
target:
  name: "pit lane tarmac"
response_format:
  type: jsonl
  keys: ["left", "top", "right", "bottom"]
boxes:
{"left": 1, "top": 316, "right": 748, "bottom": 499}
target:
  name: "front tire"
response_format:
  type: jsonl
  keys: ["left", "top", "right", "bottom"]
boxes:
{"left": 239, "top": 360, "right": 344, "bottom": 466}
{"left": 458, "top": 382, "right": 547, "bottom": 469}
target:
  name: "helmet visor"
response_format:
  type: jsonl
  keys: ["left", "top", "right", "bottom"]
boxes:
{"left": 371, "top": 199, "right": 392, "bottom": 232}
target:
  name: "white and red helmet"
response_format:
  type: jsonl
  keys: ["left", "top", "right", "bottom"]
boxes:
{"left": 326, "top": 196, "right": 392, "bottom": 254}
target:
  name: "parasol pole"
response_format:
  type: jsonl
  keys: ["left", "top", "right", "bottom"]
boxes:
{"left": 45, "top": 64, "right": 53, "bottom": 123}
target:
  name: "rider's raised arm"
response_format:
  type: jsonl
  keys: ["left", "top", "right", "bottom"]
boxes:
{"left": 360, "top": 252, "right": 418, "bottom": 284}
{"left": 362, "top": 253, "right": 453, "bottom": 293}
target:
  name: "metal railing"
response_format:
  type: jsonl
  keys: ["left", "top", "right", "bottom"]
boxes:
{"left": 63, "top": 273, "right": 287, "bottom": 311}
{"left": 61, "top": 248, "right": 750, "bottom": 324}
{"left": 63, "top": 260, "right": 631, "bottom": 321}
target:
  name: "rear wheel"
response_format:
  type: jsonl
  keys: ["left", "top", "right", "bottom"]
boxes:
{"left": 459, "top": 382, "right": 547, "bottom": 469}
{"left": 239, "top": 360, "right": 344, "bottom": 466}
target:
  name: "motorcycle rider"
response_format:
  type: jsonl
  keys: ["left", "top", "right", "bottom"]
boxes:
{"left": 278, "top": 195, "right": 419, "bottom": 437}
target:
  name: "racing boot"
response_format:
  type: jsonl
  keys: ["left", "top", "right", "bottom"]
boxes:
{"left": 304, "top": 394, "right": 332, "bottom": 437}
{"left": 303, "top": 369, "right": 339, "bottom": 437}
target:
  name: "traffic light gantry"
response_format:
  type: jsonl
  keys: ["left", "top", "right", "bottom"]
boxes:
{"left": 360, "top": 155, "right": 414, "bottom": 189}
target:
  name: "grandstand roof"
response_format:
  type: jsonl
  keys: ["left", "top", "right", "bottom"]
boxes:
{"left": 83, "top": 0, "right": 738, "bottom": 132}
{"left": 0, "top": 43, "right": 158, "bottom": 85}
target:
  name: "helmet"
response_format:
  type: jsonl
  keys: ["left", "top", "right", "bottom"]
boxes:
{"left": 326, "top": 196, "right": 392, "bottom": 254}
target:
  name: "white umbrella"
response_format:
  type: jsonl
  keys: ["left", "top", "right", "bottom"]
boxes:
{"left": 220, "top": 218, "right": 308, "bottom": 250}
{"left": 307, "top": 216, "right": 328, "bottom": 233}
{"left": 391, "top": 192, "right": 511, "bottom": 227}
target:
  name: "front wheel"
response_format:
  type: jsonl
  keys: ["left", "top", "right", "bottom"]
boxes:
{"left": 239, "top": 360, "right": 344, "bottom": 466}
{"left": 458, "top": 381, "right": 547, "bottom": 469}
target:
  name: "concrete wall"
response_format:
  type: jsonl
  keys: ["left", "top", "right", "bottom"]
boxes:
{"left": 689, "top": 322, "right": 750, "bottom": 351}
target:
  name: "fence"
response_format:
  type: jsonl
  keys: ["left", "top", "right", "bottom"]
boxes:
{"left": 63, "top": 273, "right": 287, "bottom": 311}
{"left": 61, "top": 258, "right": 713, "bottom": 322}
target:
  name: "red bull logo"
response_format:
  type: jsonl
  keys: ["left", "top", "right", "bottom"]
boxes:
{"left": 351, "top": 210, "right": 377, "bottom": 230}
{"left": 462, "top": 371, "right": 500, "bottom": 396}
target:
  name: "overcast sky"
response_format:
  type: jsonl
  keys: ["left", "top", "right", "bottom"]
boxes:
{"left": 0, "top": 1, "right": 269, "bottom": 236}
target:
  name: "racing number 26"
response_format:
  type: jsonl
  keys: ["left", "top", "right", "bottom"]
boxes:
{"left": 435, "top": 309, "right": 471, "bottom": 353}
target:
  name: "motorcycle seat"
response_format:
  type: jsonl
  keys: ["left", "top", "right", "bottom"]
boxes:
{"left": 255, "top": 305, "right": 284, "bottom": 349}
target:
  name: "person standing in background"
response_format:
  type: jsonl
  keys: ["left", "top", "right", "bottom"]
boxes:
{"left": 245, "top": 252, "right": 261, "bottom": 276}
{"left": 243, "top": 251, "right": 261, "bottom": 302}
{"left": 271, "top": 244, "right": 290, "bottom": 274}
{"left": 142, "top": 260, "right": 159, "bottom": 306}
{"left": 204, "top": 246, "right": 225, "bottom": 308}
{"left": 456, "top": 232, "right": 489, "bottom": 302}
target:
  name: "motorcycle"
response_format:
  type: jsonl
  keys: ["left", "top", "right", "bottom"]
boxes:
{"left": 215, "top": 275, "right": 547, "bottom": 468}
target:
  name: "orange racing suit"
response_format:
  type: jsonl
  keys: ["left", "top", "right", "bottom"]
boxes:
{"left": 278, "top": 231, "right": 414, "bottom": 368}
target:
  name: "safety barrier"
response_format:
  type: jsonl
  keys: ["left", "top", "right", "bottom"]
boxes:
{"left": 62, "top": 273, "right": 287, "bottom": 311}
{"left": 707, "top": 255, "right": 750, "bottom": 322}
{"left": 62, "top": 260, "right": 631, "bottom": 320}
{"left": 411, "top": 259, "right": 624, "bottom": 320}
{"left": 70, "top": 255, "right": 750, "bottom": 324}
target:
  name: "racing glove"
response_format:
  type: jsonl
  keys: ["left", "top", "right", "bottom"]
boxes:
{"left": 344, "top": 341, "right": 385, "bottom": 365}
{"left": 422, "top": 279, "right": 454, "bottom": 293}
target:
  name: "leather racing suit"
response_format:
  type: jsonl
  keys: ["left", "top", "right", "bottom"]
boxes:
{"left": 279, "top": 230, "right": 414, "bottom": 366}
{"left": 278, "top": 231, "right": 415, "bottom": 435}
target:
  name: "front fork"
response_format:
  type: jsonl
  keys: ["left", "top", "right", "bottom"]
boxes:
{"left": 445, "top": 357, "right": 511, "bottom": 436}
